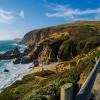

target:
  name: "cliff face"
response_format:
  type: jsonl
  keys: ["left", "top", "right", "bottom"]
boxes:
{"left": 17, "top": 21, "right": 100, "bottom": 64}
{"left": 21, "top": 21, "right": 100, "bottom": 45}
{"left": 1, "top": 21, "right": 100, "bottom": 100}
{"left": 1, "top": 49, "right": 100, "bottom": 100}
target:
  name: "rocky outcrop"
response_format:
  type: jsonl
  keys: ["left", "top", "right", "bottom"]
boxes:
{"left": 0, "top": 47, "right": 20, "bottom": 60}
{"left": 57, "top": 37, "right": 100, "bottom": 61}
{"left": 3, "top": 21, "right": 100, "bottom": 65}
{"left": 58, "top": 38, "right": 77, "bottom": 61}
{"left": 21, "top": 28, "right": 50, "bottom": 45}
{"left": 38, "top": 39, "right": 65, "bottom": 64}
{"left": 13, "top": 57, "right": 21, "bottom": 64}
{"left": 13, "top": 43, "right": 43, "bottom": 64}
{"left": 4, "top": 69, "right": 9, "bottom": 72}
{"left": 21, "top": 21, "right": 100, "bottom": 46}
{"left": 83, "top": 38, "right": 100, "bottom": 53}
{"left": 33, "top": 60, "right": 39, "bottom": 67}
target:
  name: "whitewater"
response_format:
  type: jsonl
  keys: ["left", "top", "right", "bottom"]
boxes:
{"left": 0, "top": 40, "right": 33, "bottom": 92}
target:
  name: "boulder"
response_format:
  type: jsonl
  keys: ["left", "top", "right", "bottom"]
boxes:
{"left": 4, "top": 69, "right": 9, "bottom": 72}
{"left": 13, "top": 58, "right": 21, "bottom": 64}
{"left": 5, "top": 47, "right": 20, "bottom": 56}
{"left": 0, "top": 47, "right": 21, "bottom": 60}
{"left": 21, "top": 56, "right": 32, "bottom": 64}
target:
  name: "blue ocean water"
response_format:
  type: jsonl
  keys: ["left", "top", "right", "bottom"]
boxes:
{"left": 0, "top": 40, "right": 17, "bottom": 53}
{"left": 0, "top": 40, "right": 32, "bottom": 92}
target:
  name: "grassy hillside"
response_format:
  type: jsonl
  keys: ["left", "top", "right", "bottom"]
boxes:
{"left": 21, "top": 21, "right": 100, "bottom": 45}
{"left": 0, "top": 21, "right": 100, "bottom": 100}
{"left": 0, "top": 49, "right": 100, "bottom": 100}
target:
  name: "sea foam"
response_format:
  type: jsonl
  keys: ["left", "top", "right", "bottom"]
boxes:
{"left": 0, "top": 40, "right": 32, "bottom": 92}
{"left": 0, "top": 60, "right": 32, "bottom": 92}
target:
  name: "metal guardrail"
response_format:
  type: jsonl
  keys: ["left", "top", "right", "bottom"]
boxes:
{"left": 75, "top": 58, "right": 100, "bottom": 100}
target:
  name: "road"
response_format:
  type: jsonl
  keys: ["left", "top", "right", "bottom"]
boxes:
{"left": 92, "top": 64, "right": 100, "bottom": 100}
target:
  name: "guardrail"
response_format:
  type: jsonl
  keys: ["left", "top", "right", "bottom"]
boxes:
{"left": 75, "top": 58, "right": 100, "bottom": 100}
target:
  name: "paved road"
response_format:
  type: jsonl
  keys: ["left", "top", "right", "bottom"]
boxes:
{"left": 92, "top": 65, "right": 100, "bottom": 100}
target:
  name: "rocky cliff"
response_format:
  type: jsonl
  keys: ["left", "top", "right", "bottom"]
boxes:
{"left": 21, "top": 21, "right": 100, "bottom": 45}
{"left": 0, "top": 21, "right": 100, "bottom": 100}
{"left": 19, "top": 21, "right": 100, "bottom": 64}
{"left": 2, "top": 21, "right": 100, "bottom": 65}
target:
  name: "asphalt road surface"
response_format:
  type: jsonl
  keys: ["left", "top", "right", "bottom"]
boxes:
{"left": 92, "top": 67, "right": 100, "bottom": 100}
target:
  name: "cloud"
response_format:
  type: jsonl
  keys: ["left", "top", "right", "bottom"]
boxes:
{"left": 0, "top": 9, "right": 15, "bottom": 23}
{"left": 19, "top": 10, "right": 25, "bottom": 18}
{"left": 46, "top": 4, "right": 100, "bottom": 21}
{"left": 0, "top": 8, "right": 25, "bottom": 24}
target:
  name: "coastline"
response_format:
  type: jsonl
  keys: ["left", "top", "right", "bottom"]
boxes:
{"left": 0, "top": 40, "right": 30, "bottom": 92}
{"left": 0, "top": 21, "right": 100, "bottom": 100}
{"left": 0, "top": 62, "right": 60, "bottom": 92}
{"left": 0, "top": 62, "right": 33, "bottom": 92}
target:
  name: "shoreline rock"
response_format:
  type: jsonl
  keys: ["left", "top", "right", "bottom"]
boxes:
{"left": 4, "top": 69, "right": 9, "bottom": 72}
{"left": 0, "top": 47, "right": 20, "bottom": 60}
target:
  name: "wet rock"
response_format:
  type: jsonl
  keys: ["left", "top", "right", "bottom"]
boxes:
{"left": 4, "top": 69, "right": 9, "bottom": 72}
{"left": 5, "top": 47, "right": 20, "bottom": 56}
{"left": 0, "top": 47, "right": 21, "bottom": 60}
{"left": 21, "top": 56, "right": 32, "bottom": 64}
{"left": 13, "top": 58, "right": 21, "bottom": 64}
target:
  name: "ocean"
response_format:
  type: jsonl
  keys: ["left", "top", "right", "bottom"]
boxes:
{"left": 0, "top": 40, "right": 32, "bottom": 92}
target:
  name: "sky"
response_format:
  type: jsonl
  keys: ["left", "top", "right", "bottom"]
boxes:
{"left": 0, "top": 0, "right": 100, "bottom": 40}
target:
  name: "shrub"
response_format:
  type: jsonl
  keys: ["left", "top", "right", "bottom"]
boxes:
{"left": 69, "top": 67, "right": 80, "bottom": 83}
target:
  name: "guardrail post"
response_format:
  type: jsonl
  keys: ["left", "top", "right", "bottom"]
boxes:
{"left": 60, "top": 83, "right": 73, "bottom": 100}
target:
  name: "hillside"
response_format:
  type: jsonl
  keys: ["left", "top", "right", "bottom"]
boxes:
{"left": 0, "top": 21, "right": 100, "bottom": 100}
{"left": 0, "top": 49, "right": 100, "bottom": 100}
{"left": 21, "top": 21, "right": 100, "bottom": 45}
{"left": 16, "top": 21, "right": 100, "bottom": 65}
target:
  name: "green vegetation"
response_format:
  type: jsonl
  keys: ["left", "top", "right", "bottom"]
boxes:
{"left": 1, "top": 21, "right": 100, "bottom": 100}
{"left": 0, "top": 49, "right": 100, "bottom": 100}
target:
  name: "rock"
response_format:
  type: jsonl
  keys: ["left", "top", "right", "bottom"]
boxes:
{"left": 33, "top": 60, "right": 39, "bottom": 67}
{"left": 31, "top": 43, "right": 43, "bottom": 60}
{"left": 4, "top": 69, "right": 9, "bottom": 72}
{"left": 83, "top": 38, "right": 100, "bottom": 53}
{"left": 29, "top": 66, "right": 33, "bottom": 69}
{"left": 38, "top": 39, "right": 64, "bottom": 64}
{"left": 5, "top": 47, "right": 20, "bottom": 56}
{"left": 23, "top": 44, "right": 35, "bottom": 56}
{"left": 13, "top": 43, "right": 43, "bottom": 64}
{"left": 58, "top": 38, "right": 77, "bottom": 61}
{"left": 49, "top": 39, "right": 65, "bottom": 62}
{"left": 21, "top": 56, "right": 32, "bottom": 64}
{"left": 13, "top": 58, "right": 21, "bottom": 64}
{"left": 0, "top": 47, "right": 21, "bottom": 60}
{"left": 13, "top": 47, "right": 20, "bottom": 56}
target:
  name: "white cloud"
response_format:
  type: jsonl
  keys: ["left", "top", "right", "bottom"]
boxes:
{"left": 0, "top": 9, "right": 14, "bottom": 23}
{"left": 19, "top": 10, "right": 25, "bottom": 18}
{"left": 46, "top": 4, "right": 100, "bottom": 21}
{"left": 0, "top": 8, "right": 25, "bottom": 24}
